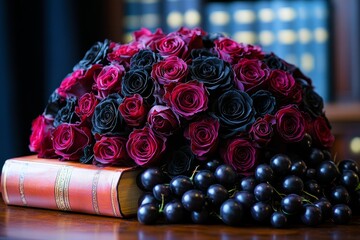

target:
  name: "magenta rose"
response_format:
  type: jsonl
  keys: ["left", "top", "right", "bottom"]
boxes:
{"left": 52, "top": 123, "right": 92, "bottom": 160}
{"left": 312, "top": 116, "right": 335, "bottom": 148}
{"left": 29, "top": 115, "right": 56, "bottom": 158}
{"left": 174, "top": 27, "right": 205, "bottom": 49}
{"left": 250, "top": 115, "right": 275, "bottom": 147}
{"left": 233, "top": 58, "right": 270, "bottom": 93}
{"left": 118, "top": 94, "right": 147, "bottom": 127}
{"left": 184, "top": 117, "right": 220, "bottom": 160}
{"left": 95, "top": 64, "right": 125, "bottom": 98}
{"left": 147, "top": 105, "right": 180, "bottom": 136}
{"left": 275, "top": 105, "right": 306, "bottom": 142}
{"left": 222, "top": 138, "right": 257, "bottom": 176}
{"left": 75, "top": 92, "right": 99, "bottom": 122}
{"left": 93, "top": 136, "right": 129, "bottom": 166}
{"left": 58, "top": 64, "right": 102, "bottom": 99}
{"left": 164, "top": 81, "right": 208, "bottom": 119}
{"left": 155, "top": 35, "right": 188, "bottom": 58}
{"left": 126, "top": 126, "right": 166, "bottom": 166}
{"left": 107, "top": 41, "right": 143, "bottom": 67}
{"left": 268, "top": 70, "right": 302, "bottom": 104}
{"left": 133, "top": 28, "right": 165, "bottom": 50}
{"left": 151, "top": 56, "right": 188, "bottom": 85}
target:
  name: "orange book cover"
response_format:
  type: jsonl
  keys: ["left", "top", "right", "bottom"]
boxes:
{"left": 1, "top": 155, "right": 143, "bottom": 218}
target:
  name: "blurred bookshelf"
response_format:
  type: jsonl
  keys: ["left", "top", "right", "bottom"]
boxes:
{"left": 104, "top": 0, "right": 360, "bottom": 162}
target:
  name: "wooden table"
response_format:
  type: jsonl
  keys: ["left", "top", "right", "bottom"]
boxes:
{"left": 1, "top": 196, "right": 360, "bottom": 239}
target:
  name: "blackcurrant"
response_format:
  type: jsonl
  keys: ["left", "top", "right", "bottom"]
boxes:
{"left": 153, "top": 184, "right": 171, "bottom": 202}
{"left": 170, "top": 175, "right": 193, "bottom": 197}
{"left": 233, "top": 191, "right": 256, "bottom": 209}
{"left": 214, "top": 164, "right": 237, "bottom": 188}
{"left": 290, "top": 160, "right": 307, "bottom": 177}
{"left": 138, "top": 193, "right": 159, "bottom": 207}
{"left": 194, "top": 170, "right": 216, "bottom": 191}
{"left": 255, "top": 164, "right": 273, "bottom": 183}
{"left": 307, "top": 148, "right": 324, "bottom": 167}
{"left": 207, "top": 184, "right": 229, "bottom": 207}
{"left": 164, "top": 199, "right": 184, "bottom": 224}
{"left": 137, "top": 203, "right": 159, "bottom": 225}
{"left": 317, "top": 161, "right": 340, "bottom": 185}
{"left": 205, "top": 159, "right": 221, "bottom": 172}
{"left": 139, "top": 168, "right": 164, "bottom": 191}
{"left": 270, "top": 212, "right": 288, "bottom": 228}
{"left": 330, "top": 185, "right": 350, "bottom": 204}
{"left": 340, "top": 170, "right": 359, "bottom": 191}
{"left": 301, "top": 204, "right": 322, "bottom": 226}
{"left": 254, "top": 183, "right": 274, "bottom": 202}
{"left": 251, "top": 202, "right": 273, "bottom": 223}
{"left": 270, "top": 154, "right": 291, "bottom": 176}
{"left": 191, "top": 208, "right": 210, "bottom": 224}
{"left": 282, "top": 175, "right": 304, "bottom": 194}
{"left": 281, "top": 194, "right": 303, "bottom": 215}
{"left": 220, "top": 199, "right": 243, "bottom": 226}
{"left": 305, "top": 168, "right": 317, "bottom": 180}
{"left": 338, "top": 159, "right": 359, "bottom": 174}
{"left": 182, "top": 189, "right": 205, "bottom": 212}
{"left": 240, "top": 176, "right": 257, "bottom": 193}
{"left": 314, "top": 198, "right": 332, "bottom": 221}
{"left": 332, "top": 204, "right": 352, "bottom": 224}
{"left": 304, "top": 180, "right": 322, "bottom": 198}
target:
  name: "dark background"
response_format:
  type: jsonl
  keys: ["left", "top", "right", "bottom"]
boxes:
{"left": 0, "top": 0, "right": 119, "bottom": 166}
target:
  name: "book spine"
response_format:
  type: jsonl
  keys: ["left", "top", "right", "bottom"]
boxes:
{"left": 230, "top": 1, "right": 257, "bottom": 45}
{"left": 311, "top": 0, "right": 330, "bottom": 102}
{"left": 163, "top": 0, "right": 183, "bottom": 33}
{"left": 256, "top": 0, "right": 276, "bottom": 53}
{"left": 140, "top": 0, "right": 162, "bottom": 32}
{"left": 295, "top": 0, "right": 315, "bottom": 81}
{"left": 272, "top": 0, "right": 298, "bottom": 65}
{"left": 204, "top": 2, "right": 230, "bottom": 36}
{"left": 1, "top": 159, "right": 125, "bottom": 218}
{"left": 182, "top": 0, "right": 202, "bottom": 29}
{"left": 123, "top": 0, "right": 142, "bottom": 42}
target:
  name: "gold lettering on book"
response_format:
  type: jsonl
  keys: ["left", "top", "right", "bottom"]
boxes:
{"left": 92, "top": 170, "right": 101, "bottom": 215}
{"left": 55, "top": 166, "right": 73, "bottom": 211}
{"left": 111, "top": 172, "right": 120, "bottom": 217}
{"left": 19, "top": 163, "right": 28, "bottom": 206}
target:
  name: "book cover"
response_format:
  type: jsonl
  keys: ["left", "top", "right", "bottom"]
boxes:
{"left": 230, "top": 1, "right": 257, "bottom": 45}
{"left": 1, "top": 156, "right": 142, "bottom": 218}
{"left": 204, "top": 1, "right": 230, "bottom": 36}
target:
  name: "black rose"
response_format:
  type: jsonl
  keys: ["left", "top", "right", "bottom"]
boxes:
{"left": 263, "top": 53, "right": 296, "bottom": 72}
{"left": 251, "top": 90, "right": 277, "bottom": 118}
{"left": 92, "top": 93, "right": 124, "bottom": 135}
{"left": 54, "top": 96, "right": 79, "bottom": 127}
{"left": 191, "top": 49, "right": 217, "bottom": 59}
{"left": 130, "top": 49, "right": 162, "bottom": 70}
{"left": 166, "top": 146, "right": 197, "bottom": 177}
{"left": 73, "top": 39, "right": 109, "bottom": 70}
{"left": 190, "top": 56, "right": 233, "bottom": 92}
{"left": 211, "top": 89, "right": 256, "bottom": 138}
{"left": 122, "top": 69, "right": 155, "bottom": 103}
{"left": 302, "top": 87, "right": 324, "bottom": 118}
{"left": 80, "top": 144, "right": 94, "bottom": 164}
{"left": 44, "top": 90, "right": 66, "bottom": 119}
{"left": 202, "top": 32, "right": 224, "bottom": 48}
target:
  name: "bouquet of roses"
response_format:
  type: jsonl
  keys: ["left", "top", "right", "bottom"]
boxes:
{"left": 29, "top": 27, "right": 359, "bottom": 227}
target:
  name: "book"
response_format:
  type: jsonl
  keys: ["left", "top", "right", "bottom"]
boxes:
{"left": 204, "top": 1, "right": 230, "bottom": 36}
{"left": 1, "top": 155, "right": 143, "bottom": 218}
{"left": 230, "top": 1, "right": 257, "bottom": 45}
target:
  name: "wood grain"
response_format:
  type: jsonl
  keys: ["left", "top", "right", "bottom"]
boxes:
{"left": 1, "top": 196, "right": 360, "bottom": 240}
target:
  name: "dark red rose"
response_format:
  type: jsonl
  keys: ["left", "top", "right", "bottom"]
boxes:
{"left": 222, "top": 138, "right": 257, "bottom": 176}
{"left": 250, "top": 115, "right": 275, "bottom": 147}
{"left": 312, "top": 116, "right": 335, "bottom": 149}
{"left": 75, "top": 92, "right": 99, "bottom": 122}
{"left": 173, "top": 27, "right": 205, "bottom": 50}
{"left": 147, "top": 105, "right": 180, "bottom": 136}
{"left": 119, "top": 94, "right": 147, "bottom": 127}
{"left": 275, "top": 105, "right": 306, "bottom": 142}
{"left": 29, "top": 115, "right": 57, "bottom": 158}
{"left": 164, "top": 81, "right": 208, "bottom": 120}
{"left": 133, "top": 28, "right": 165, "bottom": 50}
{"left": 58, "top": 69, "right": 84, "bottom": 98}
{"left": 151, "top": 56, "right": 188, "bottom": 85}
{"left": 95, "top": 64, "right": 125, "bottom": 98}
{"left": 233, "top": 58, "right": 270, "bottom": 93}
{"left": 52, "top": 123, "right": 92, "bottom": 160}
{"left": 184, "top": 117, "right": 220, "bottom": 160}
{"left": 155, "top": 35, "right": 188, "bottom": 58}
{"left": 93, "top": 136, "right": 129, "bottom": 166}
{"left": 268, "top": 70, "right": 302, "bottom": 104}
{"left": 107, "top": 41, "right": 143, "bottom": 67}
{"left": 126, "top": 126, "right": 166, "bottom": 166}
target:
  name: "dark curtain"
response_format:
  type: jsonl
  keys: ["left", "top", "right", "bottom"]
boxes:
{"left": 0, "top": 0, "right": 110, "bottom": 167}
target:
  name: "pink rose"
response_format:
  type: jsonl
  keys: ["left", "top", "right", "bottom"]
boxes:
{"left": 29, "top": 115, "right": 56, "bottom": 158}
{"left": 75, "top": 92, "right": 99, "bottom": 122}
{"left": 133, "top": 28, "right": 165, "bottom": 50}
{"left": 155, "top": 35, "right": 188, "bottom": 58}
{"left": 268, "top": 70, "right": 302, "bottom": 104}
{"left": 107, "top": 41, "right": 143, "bottom": 67}
{"left": 95, "top": 64, "right": 125, "bottom": 98}
{"left": 151, "top": 56, "right": 188, "bottom": 85}
{"left": 147, "top": 105, "right": 180, "bottom": 136}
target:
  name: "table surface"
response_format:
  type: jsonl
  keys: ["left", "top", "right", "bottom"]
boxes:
{"left": 1, "top": 197, "right": 360, "bottom": 240}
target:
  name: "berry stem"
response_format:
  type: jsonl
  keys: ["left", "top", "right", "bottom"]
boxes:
{"left": 355, "top": 183, "right": 360, "bottom": 192}
{"left": 159, "top": 194, "right": 165, "bottom": 213}
{"left": 189, "top": 165, "right": 200, "bottom": 181}
{"left": 302, "top": 190, "right": 319, "bottom": 201}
